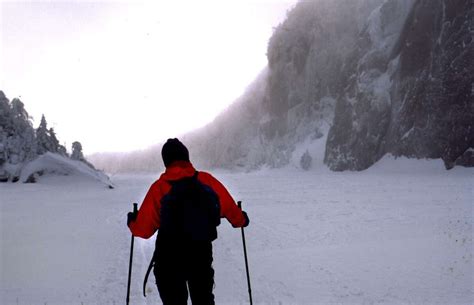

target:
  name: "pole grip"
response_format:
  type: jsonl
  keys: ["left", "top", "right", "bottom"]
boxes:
{"left": 133, "top": 202, "right": 138, "bottom": 213}
{"left": 238, "top": 201, "right": 242, "bottom": 209}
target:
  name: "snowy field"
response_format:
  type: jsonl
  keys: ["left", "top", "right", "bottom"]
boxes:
{"left": 1, "top": 157, "right": 473, "bottom": 305}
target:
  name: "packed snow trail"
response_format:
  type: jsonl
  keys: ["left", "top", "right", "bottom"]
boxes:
{"left": 1, "top": 157, "right": 472, "bottom": 304}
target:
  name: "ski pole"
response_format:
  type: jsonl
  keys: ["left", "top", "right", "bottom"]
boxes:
{"left": 238, "top": 201, "right": 253, "bottom": 305}
{"left": 126, "top": 203, "right": 138, "bottom": 305}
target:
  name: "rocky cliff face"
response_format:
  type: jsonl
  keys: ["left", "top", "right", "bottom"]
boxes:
{"left": 185, "top": 0, "right": 382, "bottom": 170}
{"left": 324, "top": 0, "right": 416, "bottom": 170}
{"left": 325, "top": 0, "right": 473, "bottom": 170}
{"left": 94, "top": 0, "right": 473, "bottom": 172}
{"left": 388, "top": 0, "right": 473, "bottom": 169}
{"left": 183, "top": 0, "right": 473, "bottom": 171}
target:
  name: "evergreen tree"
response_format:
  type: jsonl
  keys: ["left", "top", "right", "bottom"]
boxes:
{"left": 71, "top": 141, "right": 95, "bottom": 169}
{"left": 1, "top": 91, "right": 102, "bottom": 182}
{"left": 49, "top": 127, "right": 60, "bottom": 153}
{"left": 71, "top": 141, "right": 85, "bottom": 161}
{"left": 55, "top": 138, "right": 68, "bottom": 157}
{"left": 36, "top": 114, "right": 50, "bottom": 154}
{"left": 0, "top": 92, "right": 12, "bottom": 166}
{"left": 49, "top": 127, "right": 68, "bottom": 157}
{"left": 10, "top": 98, "right": 30, "bottom": 126}
{"left": 1, "top": 91, "right": 101, "bottom": 182}
{"left": 0, "top": 91, "right": 14, "bottom": 136}
{"left": 9, "top": 98, "right": 36, "bottom": 162}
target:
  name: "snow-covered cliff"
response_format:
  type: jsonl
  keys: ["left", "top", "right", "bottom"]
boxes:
{"left": 89, "top": 0, "right": 473, "bottom": 173}
{"left": 326, "top": 0, "right": 473, "bottom": 170}
{"left": 186, "top": 0, "right": 473, "bottom": 171}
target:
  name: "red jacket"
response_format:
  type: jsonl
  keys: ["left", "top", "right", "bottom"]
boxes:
{"left": 128, "top": 161, "right": 247, "bottom": 239}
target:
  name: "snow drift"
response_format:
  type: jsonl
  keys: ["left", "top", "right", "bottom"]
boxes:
{"left": 19, "top": 152, "right": 114, "bottom": 188}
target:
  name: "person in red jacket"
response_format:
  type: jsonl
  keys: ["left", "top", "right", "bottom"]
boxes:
{"left": 127, "top": 138, "right": 249, "bottom": 305}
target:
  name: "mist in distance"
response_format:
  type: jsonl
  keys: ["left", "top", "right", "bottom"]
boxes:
{"left": 1, "top": 0, "right": 296, "bottom": 154}
{"left": 1, "top": 1, "right": 472, "bottom": 304}
{"left": 2, "top": 0, "right": 472, "bottom": 174}
{"left": 90, "top": 0, "right": 473, "bottom": 173}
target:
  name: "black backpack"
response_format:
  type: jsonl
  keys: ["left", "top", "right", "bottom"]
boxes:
{"left": 159, "top": 171, "right": 221, "bottom": 241}
{"left": 143, "top": 171, "right": 221, "bottom": 296}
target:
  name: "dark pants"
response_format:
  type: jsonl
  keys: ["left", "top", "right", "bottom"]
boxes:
{"left": 154, "top": 235, "right": 215, "bottom": 305}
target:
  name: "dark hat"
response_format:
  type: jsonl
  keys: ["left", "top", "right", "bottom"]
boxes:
{"left": 161, "top": 138, "right": 190, "bottom": 167}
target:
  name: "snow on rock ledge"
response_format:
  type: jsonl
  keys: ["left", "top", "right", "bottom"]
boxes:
{"left": 20, "top": 152, "right": 114, "bottom": 188}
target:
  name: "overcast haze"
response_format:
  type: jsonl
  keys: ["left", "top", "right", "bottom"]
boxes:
{"left": 1, "top": 0, "right": 296, "bottom": 154}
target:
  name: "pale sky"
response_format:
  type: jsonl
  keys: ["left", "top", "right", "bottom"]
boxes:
{"left": 0, "top": 0, "right": 296, "bottom": 154}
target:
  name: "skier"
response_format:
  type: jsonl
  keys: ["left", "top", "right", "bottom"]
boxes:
{"left": 127, "top": 138, "right": 249, "bottom": 305}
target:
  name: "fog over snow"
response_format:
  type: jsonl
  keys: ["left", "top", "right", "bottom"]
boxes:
{"left": 1, "top": 0, "right": 297, "bottom": 154}
{"left": 1, "top": 1, "right": 472, "bottom": 304}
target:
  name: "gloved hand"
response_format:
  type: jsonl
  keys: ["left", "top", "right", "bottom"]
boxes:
{"left": 127, "top": 210, "right": 138, "bottom": 225}
{"left": 242, "top": 211, "right": 250, "bottom": 227}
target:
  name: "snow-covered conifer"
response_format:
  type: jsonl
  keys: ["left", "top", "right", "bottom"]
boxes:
{"left": 71, "top": 141, "right": 96, "bottom": 169}
{"left": 58, "top": 141, "right": 68, "bottom": 157}
{"left": 48, "top": 127, "right": 61, "bottom": 153}
{"left": 9, "top": 98, "right": 36, "bottom": 163}
{"left": 1, "top": 91, "right": 101, "bottom": 182}
{"left": 36, "top": 114, "right": 51, "bottom": 154}
{"left": 71, "top": 141, "right": 85, "bottom": 161}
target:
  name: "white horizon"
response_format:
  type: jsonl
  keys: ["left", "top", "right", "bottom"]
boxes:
{"left": 1, "top": 0, "right": 297, "bottom": 155}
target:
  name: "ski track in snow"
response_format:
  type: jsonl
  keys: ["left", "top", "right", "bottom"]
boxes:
{"left": 1, "top": 160, "right": 473, "bottom": 305}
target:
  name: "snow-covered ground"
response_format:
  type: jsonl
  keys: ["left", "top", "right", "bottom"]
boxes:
{"left": 19, "top": 152, "right": 113, "bottom": 188}
{"left": 1, "top": 157, "right": 472, "bottom": 305}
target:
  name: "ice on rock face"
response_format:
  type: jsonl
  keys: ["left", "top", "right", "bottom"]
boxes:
{"left": 366, "top": 0, "right": 416, "bottom": 53}
{"left": 92, "top": 0, "right": 472, "bottom": 173}
{"left": 325, "top": 0, "right": 473, "bottom": 171}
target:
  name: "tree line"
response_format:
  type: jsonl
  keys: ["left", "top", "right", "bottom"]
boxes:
{"left": 0, "top": 91, "right": 89, "bottom": 181}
